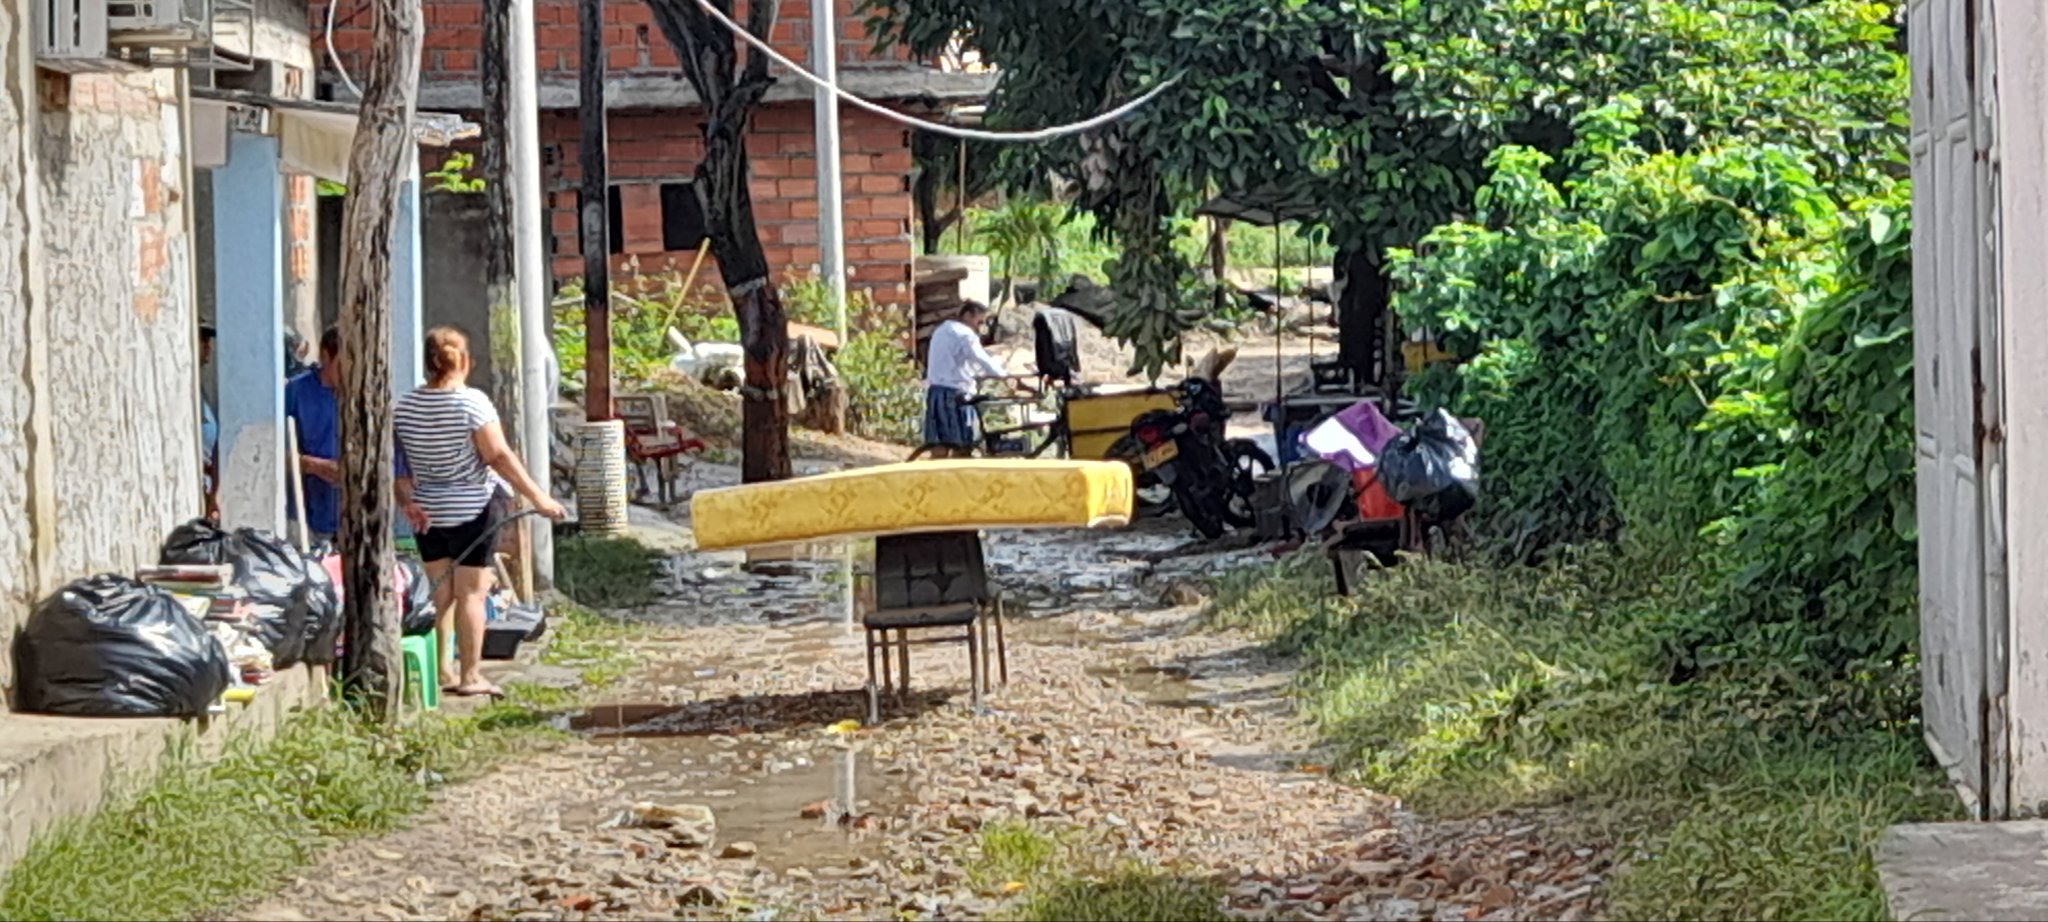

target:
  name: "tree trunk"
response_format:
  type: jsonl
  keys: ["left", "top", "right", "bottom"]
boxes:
{"left": 337, "top": 0, "right": 423, "bottom": 720}
{"left": 480, "top": 0, "right": 532, "bottom": 600}
{"left": 643, "top": 0, "right": 788, "bottom": 481}
{"left": 703, "top": 132, "right": 791, "bottom": 483}
{"left": 1337, "top": 248, "right": 1390, "bottom": 390}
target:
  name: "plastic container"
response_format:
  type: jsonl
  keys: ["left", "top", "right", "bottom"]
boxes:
{"left": 1066, "top": 388, "right": 1176, "bottom": 460}
{"left": 1352, "top": 469, "right": 1404, "bottom": 521}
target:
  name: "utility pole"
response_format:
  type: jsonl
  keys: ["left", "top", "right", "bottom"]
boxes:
{"left": 811, "top": 0, "right": 847, "bottom": 339}
{"left": 510, "top": 0, "right": 554, "bottom": 586}
{"left": 578, "top": 0, "right": 612, "bottom": 421}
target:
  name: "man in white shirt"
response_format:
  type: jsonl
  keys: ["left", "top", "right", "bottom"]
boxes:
{"left": 922, "top": 301, "right": 1006, "bottom": 457}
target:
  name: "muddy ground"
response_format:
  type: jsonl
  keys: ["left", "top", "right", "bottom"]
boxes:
{"left": 236, "top": 510, "right": 1607, "bottom": 922}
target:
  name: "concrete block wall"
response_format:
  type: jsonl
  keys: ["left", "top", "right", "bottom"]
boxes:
{"left": 540, "top": 101, "right": 916, "bottom": 306}
{"left": 0, "top": 61, "right": 203, "bottom": 708}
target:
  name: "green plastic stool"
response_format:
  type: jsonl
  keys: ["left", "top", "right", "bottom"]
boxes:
{"left": 400, "top": 633, "right": 440, "bottom": 711}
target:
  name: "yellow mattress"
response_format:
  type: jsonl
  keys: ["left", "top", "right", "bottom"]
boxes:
{"left": 690, "top": 459, "right": 1134, "bottom": 551}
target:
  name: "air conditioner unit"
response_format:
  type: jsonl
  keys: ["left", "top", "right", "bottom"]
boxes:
{"left": 107, "top": 0, "right": 212, "bottom": 47}
{"left": 32, "top": 0, "right": 127, "bottom": 72}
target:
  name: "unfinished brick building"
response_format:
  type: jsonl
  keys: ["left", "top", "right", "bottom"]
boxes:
{"left": 311, "top": 0, "right": 989, "bottom": 306}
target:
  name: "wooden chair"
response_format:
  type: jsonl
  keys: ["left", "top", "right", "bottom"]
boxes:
{"left": 863, "top": 531, "right": 1008, "bottom": 722}
{"left": 615, "top": 394, "right": 705, "bottom": 507}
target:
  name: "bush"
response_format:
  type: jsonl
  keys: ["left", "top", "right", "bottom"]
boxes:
{"left": 838, "top": 330, "right": 924, "bottom": 443}
{"left": 1389, "top": 122, "right": 1916, "bottom": 663}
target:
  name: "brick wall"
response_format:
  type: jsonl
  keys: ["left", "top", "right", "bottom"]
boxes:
{"left": 538, "top": 100, "right": 915, "bottom": 306}
{"left": 316, "top": 0, "right": 907, "bottom": 86}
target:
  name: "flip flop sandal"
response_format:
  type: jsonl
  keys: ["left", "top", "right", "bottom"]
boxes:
{"left": 448, "top": 684, "right": 506, "bottom": 700}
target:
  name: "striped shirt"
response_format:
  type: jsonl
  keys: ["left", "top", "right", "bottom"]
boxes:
{"left": 394, "top": 386, "right": 504, "bottom": 529}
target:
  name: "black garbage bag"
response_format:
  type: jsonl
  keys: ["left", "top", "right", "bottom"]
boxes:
{"left": 297, "top": 554, "right": 343, "bottom": 666}
{"left": 15, "top": 574, "right": 231, "bottom": 717}
{"left": 159, "top": 519, "right": 312, "bottom": 668}
{"left": 398, "top": 557, "right": 438, "bottom": 637}
{"left": 1375, "top": 410, "right": 1481, "bottom": 522}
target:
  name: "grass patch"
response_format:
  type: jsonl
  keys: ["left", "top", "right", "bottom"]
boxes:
{"left": 0, "top": 705, "right": 558, "bottom": 922}
{"left": 966, "top": 821, "right": 1226, "bottom": 922}
{"left": 1208, "top": 549, "right": 1957, "bottom": 921}
{"left": 1, "top": 568, "right": 652, "bottom": 920}
{"left": 531, "top": 597, "right": 639, "bottom": 693}
{"left": 554, "top": 534, "right": 660, "bottom": 610}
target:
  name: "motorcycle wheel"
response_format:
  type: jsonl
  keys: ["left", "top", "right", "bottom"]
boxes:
{"left": 1221, "top": 440, "right": 1276, "bottom": 527}
{"left": 1172, "top": 461, "right": 1231, "bottom": 540}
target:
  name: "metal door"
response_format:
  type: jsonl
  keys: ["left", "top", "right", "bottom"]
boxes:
{"left": 1909, "top": 0, "right": 2008, "bottom": 818}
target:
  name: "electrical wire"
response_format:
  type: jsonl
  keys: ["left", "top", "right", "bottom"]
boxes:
{"left": 324, "top": 0, "right": 363, "bottom": 99}
{"left": 689, "top": 0, "right": 1178, "bottom": 142}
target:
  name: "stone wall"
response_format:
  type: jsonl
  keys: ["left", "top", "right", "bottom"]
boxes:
{"left": 0, "top": 56, "right": 202, "bottom": 707}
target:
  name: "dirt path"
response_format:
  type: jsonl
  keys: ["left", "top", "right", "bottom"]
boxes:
{"left": 235, "top": 517, "right": 1604, "bottom": 922}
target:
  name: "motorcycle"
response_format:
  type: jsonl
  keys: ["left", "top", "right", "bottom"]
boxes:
{"left": 1117, "top": 377, "right": 1273, "bottom": 539}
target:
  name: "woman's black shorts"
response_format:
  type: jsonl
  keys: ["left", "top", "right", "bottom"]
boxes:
{"left": 416, "top": 500, "right": 504, "bottom": 568}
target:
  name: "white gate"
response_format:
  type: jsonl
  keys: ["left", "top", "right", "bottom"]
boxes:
{"left": 1909, "top": 0, "right": 2007, "bottom": 818}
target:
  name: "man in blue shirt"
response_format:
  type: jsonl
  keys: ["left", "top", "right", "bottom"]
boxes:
{"left": 285, "top": 326, "right": 344, "bottom": 546}
{"left": 200, "top": 324, "right": 218, "bottom": 520}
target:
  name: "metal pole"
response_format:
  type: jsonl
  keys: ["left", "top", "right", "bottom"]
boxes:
{"left": 812, "top": 0, "right": 847, "bottom": 339}
{"left": 510, "top": 0, "right": 555, "bottom": 585}
{"left": 578, "top": 0, "right": 612, "bottom": 421}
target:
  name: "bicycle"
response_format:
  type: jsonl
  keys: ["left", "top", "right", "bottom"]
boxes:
{"left": 908, "top": 375, "right": 1074, "bottom": 461}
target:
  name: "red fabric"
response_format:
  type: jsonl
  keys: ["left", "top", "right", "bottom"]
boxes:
{"left": 1352, "top": 469, "right": 1404, "bottom": 521}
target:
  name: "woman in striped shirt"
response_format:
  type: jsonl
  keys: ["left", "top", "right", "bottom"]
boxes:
{"left": 396, "top": 326, "right": 566, "bottom": 698}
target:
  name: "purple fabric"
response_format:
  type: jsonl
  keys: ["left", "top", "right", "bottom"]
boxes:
{"left": 1299, "top": 400, "right": 1402, "bottom": 473}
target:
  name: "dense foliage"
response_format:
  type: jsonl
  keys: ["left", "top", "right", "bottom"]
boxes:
{"left": 1392, "top": 119, "right": 1913, "bottom": 659}
{"left": 867, "top": 0, "right": 1904, "bottom": 371}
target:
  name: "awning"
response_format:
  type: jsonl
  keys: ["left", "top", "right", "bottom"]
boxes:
{"left": 1193, "top": 187, "right": 1324, "bottom": 227}
{"left": 191, "top": 89, "right": 478, "bottom": 182}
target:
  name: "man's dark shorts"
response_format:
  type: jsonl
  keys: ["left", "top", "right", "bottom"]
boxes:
{"left": 922, "top": 385, "right": 974, "bottom": 447}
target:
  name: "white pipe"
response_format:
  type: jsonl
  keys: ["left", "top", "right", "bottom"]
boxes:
{"left": 812, "top": 0, "right": 847, "bottom": 337}
{"left": 510, "top": 0, "right": 556, "bottom": 585}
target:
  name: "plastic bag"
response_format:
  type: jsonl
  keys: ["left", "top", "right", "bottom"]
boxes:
{"left": 397, "top": 557, "right": 438, "bottom": 637}
{"left": 15, "top": 574, "right": 232, "bottom": 717}
{"left": 1375, "top": 410, "right": 1480, "bottom": 522}
{"left": 297, "top": 554, "right": 343, "bottom": 666}
{"left": 160, "top": 519, "right": 316, "bottom": 668}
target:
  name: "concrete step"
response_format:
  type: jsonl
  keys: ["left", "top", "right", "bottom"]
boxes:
{"left": 0, "top": 665, "right": 327, "bottom": 876}
{"left": 1877, "top": 820, "right": 2048, "bottom": 921}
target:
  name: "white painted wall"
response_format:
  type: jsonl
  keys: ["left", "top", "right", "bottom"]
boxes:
{"left": 1994, "top": 1, "right": 2048, "bottom": 813}
{"left": 0, "top": 31, "right": 203, "bottom": 707}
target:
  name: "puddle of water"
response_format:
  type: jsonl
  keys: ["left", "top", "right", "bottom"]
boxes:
{"left": 561, "top": 734, "right": 911, "bottom": 873}
{"left": 1087, "top": 662, "right": 1208, "bottom": 710}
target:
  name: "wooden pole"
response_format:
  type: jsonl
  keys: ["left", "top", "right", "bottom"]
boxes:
{"left": 337, "top": 0, "right": 423, "bottom": 721}
{"left": 287, "top": 420, "right": 309, "bottom": 555}
{"left": 954, "top": 137, "right": 967, "bottom": 252}
{"left": 578, "top": 0, "right": 612, "bottom": 421}
{"left": 482, "top": 0, "right": 532, "bottom": 601}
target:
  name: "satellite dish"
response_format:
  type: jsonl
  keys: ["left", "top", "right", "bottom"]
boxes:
{"left": 1285, "top": 460, "right": 1352, "bottom": 536}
